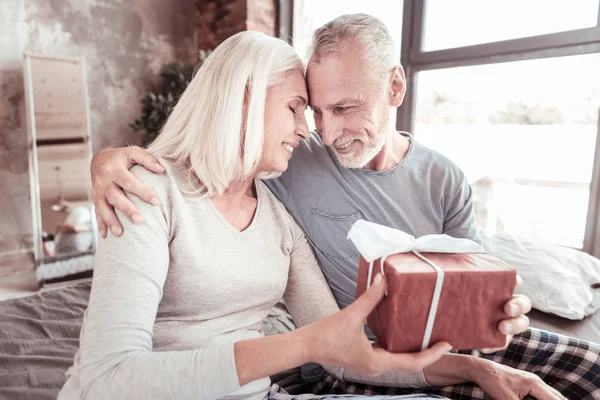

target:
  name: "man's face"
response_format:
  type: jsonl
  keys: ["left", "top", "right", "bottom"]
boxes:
{"left": 306, "top": 47, "right": 396, "bottom": 168}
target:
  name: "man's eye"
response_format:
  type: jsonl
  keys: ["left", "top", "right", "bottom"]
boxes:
{"left": 334, "top": 107, "right": 348, "bottom": 113}
{"left": 289, "top": 107, "right": 296, "bottom": 114}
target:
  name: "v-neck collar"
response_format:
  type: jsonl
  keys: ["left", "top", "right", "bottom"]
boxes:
{"left": 206, "top": 179, "right": 263, "bottom": 235}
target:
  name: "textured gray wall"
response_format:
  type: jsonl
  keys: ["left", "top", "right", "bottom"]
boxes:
{"left": 0, "top": 0, "right": 196, "bottom": 268}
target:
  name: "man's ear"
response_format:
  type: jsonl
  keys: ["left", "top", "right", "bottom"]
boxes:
{"left": 389, "top": 66, "right": 406, "bottom": 107}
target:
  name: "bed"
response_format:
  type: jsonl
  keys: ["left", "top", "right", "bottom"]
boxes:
{"left": 0, "top": 278, "right": 598, "bottom": 399}
{"left": 0, "top": 280, "right": 309, "bottom": 399}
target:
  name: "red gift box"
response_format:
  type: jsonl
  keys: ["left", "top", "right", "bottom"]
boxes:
{"left": 356, "top": 251, "right": 517, "bottom": 353}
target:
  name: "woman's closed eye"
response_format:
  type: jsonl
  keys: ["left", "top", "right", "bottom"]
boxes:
{"left": 290, "top": 103, "right": 307, "bottom": 115}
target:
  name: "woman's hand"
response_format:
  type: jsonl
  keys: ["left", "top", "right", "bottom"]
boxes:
{"left": 236, "top": 274, "right": 451, "bottom": 385}
{"left": 303, "top": 274, "right": 452, "bottom": 375}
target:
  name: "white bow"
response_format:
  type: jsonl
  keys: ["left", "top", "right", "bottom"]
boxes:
{"left": 347, "top": 220, "right": 484, "bottom": 261}
{"left": 347, "top": 220, "right": 484, "bottom": 350}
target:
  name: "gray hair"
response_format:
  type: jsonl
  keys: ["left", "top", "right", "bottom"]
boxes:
{"left": 309, "top": 13, "right": 399, "bottom": 81}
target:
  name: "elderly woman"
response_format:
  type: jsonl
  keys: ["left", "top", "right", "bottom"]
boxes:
{"left": 58, "top": 31, "right": 452, "bottom": 400}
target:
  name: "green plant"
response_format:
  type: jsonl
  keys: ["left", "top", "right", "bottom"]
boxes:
{"left": 131, "top": 51, "right": 212, "bottom": 147}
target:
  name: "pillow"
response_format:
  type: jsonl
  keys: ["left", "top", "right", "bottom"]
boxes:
{"left": 481, "top": 232, "right": 600, "bottom": 320}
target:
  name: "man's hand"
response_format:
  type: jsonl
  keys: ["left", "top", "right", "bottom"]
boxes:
{"left": 91, "top": 147, "right": 165, "bottom": 238}
{"left": 472, "top": 359, "right": 567, "bottom": 400}
{"left": 481, "top": 274, "right": 532, "bottom": 353}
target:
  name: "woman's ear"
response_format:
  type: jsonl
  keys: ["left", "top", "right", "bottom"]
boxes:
{"left": 389, "top": 66, "right": 407, "bottom": 107}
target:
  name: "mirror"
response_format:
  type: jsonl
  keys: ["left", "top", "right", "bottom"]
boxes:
{"left": 23, "top": 53, "right": 96, "bottom": 283}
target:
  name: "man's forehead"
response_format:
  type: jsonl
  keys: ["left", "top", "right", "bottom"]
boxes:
{"left": 307, "top": 68, "right": 365, "bottom": 108}
{"left": 308, "top": 54, "right": 367, "bottom": 84}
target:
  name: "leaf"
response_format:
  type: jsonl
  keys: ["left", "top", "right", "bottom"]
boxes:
{"left": 130, "top": 54, "right": 212, "bottom": 143}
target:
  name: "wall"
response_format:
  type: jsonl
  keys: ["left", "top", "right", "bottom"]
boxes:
{"left": 0, "top": 0, "right": 196, "bottom": 269}
{"left": 195, "top": 0, "right": 275, "bottom": 51}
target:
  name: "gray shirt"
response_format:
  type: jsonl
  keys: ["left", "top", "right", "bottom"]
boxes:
{"left": 266, "top": 131, "right": 480, "bottom": 311}
{"left": 58, "top": 162, "right": 428, "bottom": 400}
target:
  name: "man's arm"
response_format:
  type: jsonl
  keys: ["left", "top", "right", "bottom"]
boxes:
{"left": 422, "top": 354, "right": 566, "bottom": 400}
{"left": 443, "top": 176, "right": 480, "bottom": 243}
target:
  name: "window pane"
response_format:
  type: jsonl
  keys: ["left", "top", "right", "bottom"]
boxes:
{"left": 293, "top": 0, "right": 403, "bottom": 61}
{"left": 293, "top": 0, "right": 403, "bottom": 131}
{"left": 423, "top": 0, "right": 599, "bottom": 51}
{"left": 414, "top": 54, "right": 600, "bottom": 248}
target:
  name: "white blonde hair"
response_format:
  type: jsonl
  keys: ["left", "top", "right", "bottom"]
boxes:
{"left": 148, "top": 31, "right": 303, "bottom": 196}
{"left": 310, "top": 14, "right": 398, "bottom": 89}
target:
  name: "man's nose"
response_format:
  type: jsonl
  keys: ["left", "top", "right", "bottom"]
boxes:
{"left": 320, "top": 115, "right": 341, "bottom": 146}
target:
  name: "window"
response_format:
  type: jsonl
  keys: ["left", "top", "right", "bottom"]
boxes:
{"left": 293, "top": 0, "right": 403, "bottom": 61}
{"left": 422, "top": 0, "right": 600, "bottom": 51}
{"left": 414, "top": 54, "right": 600, "bottom": 248}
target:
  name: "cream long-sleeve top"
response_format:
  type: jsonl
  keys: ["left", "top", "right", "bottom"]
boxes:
{"left": 58, "top": 162, "right": 429, "bottom": 400}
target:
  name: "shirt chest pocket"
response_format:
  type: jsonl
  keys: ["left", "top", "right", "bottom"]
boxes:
{"left": 310, "top": 206, "right": 364, "bottom": 259}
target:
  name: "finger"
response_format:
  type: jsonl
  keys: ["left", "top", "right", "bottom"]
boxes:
{"left": 106, "top": 182, "right": 144, "bottom": 224}
{"left": 350, "top": 274, "right": 387, "bottom": 318}
{"left": 96, "top": 199, "right": 123, "bottom": 237}
{"left": 505, "top": 294, "right": 532, "bottom": 317}
{"left": 516, "top": 274, "right": 524, "bottom": 288}
{"left": 96, "top": 215, "right": 108, "bottom": 238}
{"left": 499, "top": 315, "right": 529, "bottom": 336}
{"left": 375, "top": 341, "right": 453, "bottom": 372}
{"left": 549, "top": 387, "right": 568, "bottom": 400}
{"left": 479, "top": 347, "right": 500, "bottom": 354}
{"left": 126, "top": 146, "right": 165, "bottom": 173}
{"left": 480, "top": 335, "right": 511, "bottom": 354}
{"left": 530, "top": 382, "right": 567, "bottom": 400}
{"left": 115, "top": 169, "right": 161, "bottom": 206}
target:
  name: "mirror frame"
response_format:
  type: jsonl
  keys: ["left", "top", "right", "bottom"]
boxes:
{"left": 23, "top": 53, "right": 97, "bottom": 268}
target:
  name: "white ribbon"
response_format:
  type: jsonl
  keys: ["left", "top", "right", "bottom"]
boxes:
{"left": 412, "top": 251, "right": 444, "bottom": 350}
{"left": 348, "top": 220, "right": 484, "bottom": 350}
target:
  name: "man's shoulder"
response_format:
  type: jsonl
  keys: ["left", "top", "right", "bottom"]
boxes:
{"left": 257, "top": 180, "right": 298, "bottom": 228}
{"left": 265, "top": 131, "right": 337, "bottom": 200}
{"left": 294, "top": 131, "right": 331, "bottom": 161}
{"left": 410, "top": 138, "right": 466, "bottom": 183}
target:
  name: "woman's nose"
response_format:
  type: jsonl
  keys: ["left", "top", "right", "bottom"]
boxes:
{"left": 296, "top": 117, "right": 309, "bottom": 140}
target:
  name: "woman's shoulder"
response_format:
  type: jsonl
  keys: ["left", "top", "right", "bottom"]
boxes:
{"left": 257, "top": 180, "right": 304, "bottom": 238}
{"left": 128, "top": 159, "right": 189, "bottom": 209}
{"left": 133, "top": 155, "right": 192, "bottom": 184}
{"left": 129, "top": 164, "right": 171, "bottom": 197}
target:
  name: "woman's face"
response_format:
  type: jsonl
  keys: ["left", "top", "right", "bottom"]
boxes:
{"left": 259, "top": 70, "right": 309, "bottom": 173}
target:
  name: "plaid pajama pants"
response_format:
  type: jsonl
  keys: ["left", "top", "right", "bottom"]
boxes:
{"left": 304, "top": 329, "right": 600, "bottom": 400}
{"left": 267, "top": 387, "right": 447, "bottom": 400}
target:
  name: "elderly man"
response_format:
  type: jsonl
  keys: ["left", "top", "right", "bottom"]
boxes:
{"left": 90, "top": 14, "right": 598, "bottom": 400}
